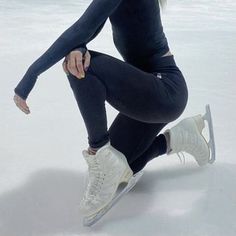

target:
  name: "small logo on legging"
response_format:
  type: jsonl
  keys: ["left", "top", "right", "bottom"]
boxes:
{"left": 156, "top": 73, "right": 162, "bottom": 79}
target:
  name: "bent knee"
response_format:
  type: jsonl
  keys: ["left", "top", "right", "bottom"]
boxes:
{"left": 87, "top": 50, "right": 120, "bottom": 76}
{"left": 167, "top": 94, "right": 188, "bottom": 122}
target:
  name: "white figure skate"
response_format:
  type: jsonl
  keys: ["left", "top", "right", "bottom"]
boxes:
{"left": 80, "top": 141, "right": 143, "bottom": 226}
{"left": 164, "top": 104, "right": 216, "bottom": 166}
{"left": 83, "top": 170, "right": 144, "bottom": 227}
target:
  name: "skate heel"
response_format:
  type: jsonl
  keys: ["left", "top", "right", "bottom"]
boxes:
{"left": 193, "top": 114, "right": 205, "bottom": 133}
{"left": 120, "top": 168, "right": 133, "bottom": 183}
{"left": 202, "top": 104, "right": 216, "bottom": 163}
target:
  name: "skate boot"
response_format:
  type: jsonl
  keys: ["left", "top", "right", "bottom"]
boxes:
{"left": 79, "top": 141, "right": 133, "bottom": 217}
{"left": 163, "top": 104, "right": 216, "bottom": 166}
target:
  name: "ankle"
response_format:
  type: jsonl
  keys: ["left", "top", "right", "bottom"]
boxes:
{"left": 87, "top": 141, "right": 111, "bottom": 155}
{"left": 163, "top": 131, "right": 171, "bottom": 154}
{"left": 87, "top": 146, "right": 99, "bottom": 155}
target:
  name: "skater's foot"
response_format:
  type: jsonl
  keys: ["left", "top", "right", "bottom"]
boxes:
{"left": 83, "top": 170, "right": 144, "bottom": 226}
{"left": 81, "top": 141, "right": 133, "bottom": 216}
{"left": 164, "top": 113, "right": 210, "bottom": 166}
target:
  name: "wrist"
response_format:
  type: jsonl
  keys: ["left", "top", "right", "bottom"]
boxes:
{"left": 73, "top": 47, "right": 87, "bottom": 56}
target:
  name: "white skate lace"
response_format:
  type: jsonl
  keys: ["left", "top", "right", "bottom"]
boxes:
{"left": 83, "top": 158, "right": 105, "bottom": 202}
{"left": 177, "top": 152, "right": 186, "bottom": 164}
{"left": 169, "top": 116, "right": 210, "bottom": 166}
{"left": 173, "top": 125, "right": 200, "bottom": 164}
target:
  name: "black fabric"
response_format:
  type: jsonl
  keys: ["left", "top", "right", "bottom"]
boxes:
{"left": 66, "top": 50, "right": 188, "bottom": 173}
{"left": 14, "top": 0, "right": 169, "bottom": 99}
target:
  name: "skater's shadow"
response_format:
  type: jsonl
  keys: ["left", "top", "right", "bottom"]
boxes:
{"left": 0, "top": 167, "right": 159, "bottom": 235}
{"left": 0, "top": 168, "right": 90, "bottom": 236}
{"left": 0, "top": 165, "right": 196, "bottom": 235}
{"left": 0, "top": 163, "right": 235, "bottom": 235}
{"left": 96, "top": 162, "right": 236, "bottom": 235}
{"left": 95, "top": 162, "right": 207, "bottom": 226}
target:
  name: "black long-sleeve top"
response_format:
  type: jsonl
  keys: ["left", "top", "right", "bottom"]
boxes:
{"left": 14, "top": 0, "right": 170, "bottom": 100}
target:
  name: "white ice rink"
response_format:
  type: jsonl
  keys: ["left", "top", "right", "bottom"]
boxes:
{"left": 0, "top": 0, "right": 236, "bottom": 235}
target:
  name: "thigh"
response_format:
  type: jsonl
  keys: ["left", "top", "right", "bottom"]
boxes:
{"left": 108, "top": 112, "right": 167, "bottom": 164}
{"left": 88, "top": 50, "right": 184, "bottom": 123}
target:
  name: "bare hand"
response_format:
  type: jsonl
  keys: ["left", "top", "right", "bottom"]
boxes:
{"left": 62, "top": 49, "right": 91, "bottom": 79}
{"left": 13, "top": 94, "right": 30, "bottom": 114}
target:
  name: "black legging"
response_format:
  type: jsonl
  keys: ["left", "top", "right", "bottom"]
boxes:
{"left": 66, "top": 50, "right": 188, "bottom": 174}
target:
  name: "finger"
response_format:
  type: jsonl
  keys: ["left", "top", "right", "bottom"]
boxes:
{"left": 62, "top": 59, "right": 69, "bottom": 75}
{"left": 68, "top": 56, "right": 80, "bottom": 78}
{"left": 75, "top": 55, "right": 85, "bottom": 79}
{"left": 21, "top": 102, "right": 30, "bottom": 111}
{"left": 18, "top": 100, "right": 30, "bottom": 112}
{"left": 15, "top": 102, "right": 30, "bottom": 114}
{"left": 19, "top": 106, "right": 30, "bottom": 114}
{"left": 14, "top": 95, "right": 29, "bottom": 109}
{"left": 14, "top": 96, "right": 30, "bottom": 113}
{"left": 83, "top": 51, "right": 91, "bottom": 71}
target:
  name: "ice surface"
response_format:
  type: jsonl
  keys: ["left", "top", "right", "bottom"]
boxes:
{"left": 0, "top": 0, "right": 235, "bottom": 235}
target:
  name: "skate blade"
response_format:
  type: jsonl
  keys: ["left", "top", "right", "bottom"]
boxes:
{"left": 83, "top": 170, "right": 144, "bottom": 227}
{"left": 202, "top": 104, "right": 216, "bottom": 164}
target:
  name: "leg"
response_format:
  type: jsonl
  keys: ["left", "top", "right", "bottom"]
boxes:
{"left": 129, "top": 105, "right": 215, "bottom": 173}
{"left": 108, "top": 112, "right": 168, "bottom": 174}
{"left": 66, "top": 49, "right": 188, "bottom": 150}
{"left": 72, "top": 50, "right": 188, "bottom": 218}
{"left": 67, "top": 68, "right": 110, "bottom": 148}
{"left": 129, "top": 134, "right": 167, "bottom": 173}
